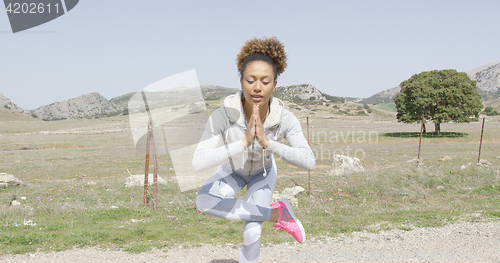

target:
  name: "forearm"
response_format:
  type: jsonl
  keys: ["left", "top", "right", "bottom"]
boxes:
{"left": 266, "top": 140, "right": 315, "bottom": 171}
{"left": 192, "top": 135, "right": 245, "bottom": 172}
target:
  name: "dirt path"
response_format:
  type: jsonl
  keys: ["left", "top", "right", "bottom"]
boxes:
{"left": 1, "top": 221, "right": 499, "bottom": 263}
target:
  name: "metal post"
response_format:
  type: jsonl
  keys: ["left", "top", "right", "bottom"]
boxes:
{"left": 151, "top": 130, "right": 159, "bottom": 211}
{"left": 477, "top": 117, "right": 485, "bottom": 165}
{"left": 417, "top": 114, "right": 424, "bottom": 165}
{"left": 307, "top": 117, "right": 310, "bottom": 196}
{"left": 144, "top": 121, "right": 151, "bottom": 207}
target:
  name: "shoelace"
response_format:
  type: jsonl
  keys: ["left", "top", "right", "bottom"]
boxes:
{"left": 273, "top": 220, "right": 293, "bottom": 238}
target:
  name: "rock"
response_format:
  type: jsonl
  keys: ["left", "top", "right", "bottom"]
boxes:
{"left": 330, "top": 154, "right": 364, "bottom": 176}
{"left": 406, "top": 158, "right": 418, "bottom": 163}
{"left": 0, "top": 173, "right": 24, "bottom": 188}
{"left": 23, "top": 219, "right": 36, "bottom": 226}
{"left": 11, "top": 200, "right": 21, "bottom": 206}
{"left": 125, "top": 174, "right": 168, "bottom": 187}
{"left": 272, "top": 186, "right": 305, "bottom": 207}
{"left": 478, "top": 159, "right": 490, "bottom": 165}
{"left": 86, "top": 181, "right": 97, "bottom": 186}
{"left": 439, "top": 156, "right": 452, "bottom": 161}
{"left": 461, "top": 163, "right": 472, "bottom": 169}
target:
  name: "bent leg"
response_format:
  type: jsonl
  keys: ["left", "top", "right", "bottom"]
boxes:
{"left": 196, "top": 166, "right": 272, "bottom": 221}
{"left": 239, "top": 161, "right": 277, "bottom": 263}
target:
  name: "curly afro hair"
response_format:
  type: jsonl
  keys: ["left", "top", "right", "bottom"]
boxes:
{"left": 237, "top": 36, "right": 287, "bottom": 80}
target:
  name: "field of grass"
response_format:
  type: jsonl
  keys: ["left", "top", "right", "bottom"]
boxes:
{"left": 1, "top": 104, "right": 499, "bottom": 255}
{"left": 373, "top": 103, "right": 397, "bottom": 112}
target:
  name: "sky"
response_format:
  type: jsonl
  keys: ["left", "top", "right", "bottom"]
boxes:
{"left": 1, "top": 0, "right": 500, "bottom": 110}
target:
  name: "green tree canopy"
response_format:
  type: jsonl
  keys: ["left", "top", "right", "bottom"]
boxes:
{"left": 394, "top": 69, "right": 482, "bottom": 135}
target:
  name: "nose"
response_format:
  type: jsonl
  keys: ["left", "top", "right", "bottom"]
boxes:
{"left": 253, "top": 81, "right": 262, "bottom": 92}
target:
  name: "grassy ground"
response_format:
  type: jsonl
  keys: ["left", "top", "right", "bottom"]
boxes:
{"left": 373, "top": 103, "right": 397, "bottom": 112}
{"left": 1, "top": 105, "right": 499, "bottom": 255}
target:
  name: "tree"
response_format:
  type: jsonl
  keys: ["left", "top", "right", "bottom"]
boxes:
{"left": 394, "top": 69, "right": 482, "bottom": 135}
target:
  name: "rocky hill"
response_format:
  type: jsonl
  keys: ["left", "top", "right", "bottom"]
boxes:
{"left": 359, "top": 86, "right": 400, "bottom": 105}
{"left": 200, "top": 85, "right": 238, "bottom": 100}
{"left": 0, "top": 93, "right": 29, "bottom": 115}
{"left": 274, "top": 84, "right": 344, "bottom": 103}
{"left": 361, "top": 61, "right": 500, "bottom": 105}
{"left": 467, "top": 61, "right": 500, "bottom": 100}
{"left": 31, "top": 92, "right": 119, "bottom": 120}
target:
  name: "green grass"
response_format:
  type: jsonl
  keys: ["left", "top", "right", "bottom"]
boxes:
{"left": 384, "top": 131, "right": 468, "bottom": 138}
{"left": 373, "top": 103, "right": 397, "bottom": 112}
{"left": 1, "top": 114, "right": 500, "bottom": 255}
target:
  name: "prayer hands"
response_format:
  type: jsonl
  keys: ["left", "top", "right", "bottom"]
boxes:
{"left": 242, "top": 105, "right": 269, "bottom": 149}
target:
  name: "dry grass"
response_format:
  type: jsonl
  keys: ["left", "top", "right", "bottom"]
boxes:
{"left": 1, "top": 100, "right": 499, "bottom": 255}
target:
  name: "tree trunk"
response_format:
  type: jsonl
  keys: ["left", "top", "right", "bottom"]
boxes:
{"left": 423, "top": 123, "right": 426, "bottom": 134}
{"left": 434, "top": 123, "right": 441, "bottom": 136}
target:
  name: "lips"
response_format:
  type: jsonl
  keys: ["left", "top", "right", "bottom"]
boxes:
{"left": 251, "top": 95, "right": 263, "bottom": 103}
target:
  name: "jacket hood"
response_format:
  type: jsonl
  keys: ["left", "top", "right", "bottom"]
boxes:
{"left": 223, "top": 90, "right": 285, "bottom": 129}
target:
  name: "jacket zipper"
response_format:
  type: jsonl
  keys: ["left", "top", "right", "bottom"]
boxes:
{"left": 248, "top": 141, "right": 254, "bottom": 176}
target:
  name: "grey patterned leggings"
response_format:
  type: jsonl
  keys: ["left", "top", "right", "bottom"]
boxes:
{"left": 196, "top": 160, "right": 277, "bottom": 263}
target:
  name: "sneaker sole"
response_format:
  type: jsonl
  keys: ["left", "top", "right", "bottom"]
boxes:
{"left": 278, "top": 198, "right": 306, "bottom": 243}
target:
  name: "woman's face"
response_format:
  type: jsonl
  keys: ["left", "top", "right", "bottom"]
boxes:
{"left": 240, "top": 60, "right": 277, "bottom": 107}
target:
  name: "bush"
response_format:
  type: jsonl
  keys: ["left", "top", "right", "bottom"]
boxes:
{"left": 483, "top": 106, "right": 499, "bottom": 116}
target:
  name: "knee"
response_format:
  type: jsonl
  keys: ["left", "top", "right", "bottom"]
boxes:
{"left": 243, "top": 223, "right": 262, "bottom": 245}
{"left": 196, "top": 190, "right": 223, "bottom": 213}
{"left": 196, "top": 193, "right": 210, "bottom": 213}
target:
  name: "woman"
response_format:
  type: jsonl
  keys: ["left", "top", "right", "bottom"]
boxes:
{"left": 193, "top": 36, "right": 315, "bottom": 263}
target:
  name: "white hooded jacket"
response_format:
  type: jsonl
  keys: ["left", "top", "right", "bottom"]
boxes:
{"left": 193, "top": 90, "right": 315, "bottom": 176}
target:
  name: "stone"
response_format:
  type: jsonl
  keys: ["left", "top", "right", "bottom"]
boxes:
{"left": 272, "top": 186, "right": 305, "bottom": 207}
{"left": 478, "top": 159, "right": 490, "bottom": 165}
{"left": 125, "top": 174, "right": 168, "bottom": 187}
{"left": 11, "top": 200, "right": 21, "bottom": 206}
{"left": 330, "top": 154, "right": 364, "bottom": 176}
{"left": 461, "top": 163, "right": 472, "bottom": 169}
{"left": 0, "top": 173, "right": 24, "bottom": 188}
{"left": 439, "top": 156, "right": 452, "bottom": 161}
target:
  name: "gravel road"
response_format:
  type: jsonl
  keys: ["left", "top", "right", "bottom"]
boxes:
{"left": 1, "top": 221, "right": 499, "bottom": 263}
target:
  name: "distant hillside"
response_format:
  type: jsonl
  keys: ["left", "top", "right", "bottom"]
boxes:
{"left": 201, "top": 85, "right": 238, "bottom": 100}
{"left": 467, "top": 61, "right": 500, "bottom": 100}
{"left": 26, "top": 84, "right": 346, "bottom": 121}
{"left": 31, "top": 92, "right": 119, "bottom": 120}
{"left": 274, "top": 84, "right": 344, "bottom": 104}
{"left": 110, "top": 85, "right": 237, "bottom": 112}
{"left": 0, "top": 93, "right": 30, "bottom": 115}
{"left": 0, "top": 107, "right": 39, "bottom": 121}
{"left": 362, "top": 61, "right": 500, "bottom": 105}
{"left": 360, "top": 86, "right": 400, "bottom": 105}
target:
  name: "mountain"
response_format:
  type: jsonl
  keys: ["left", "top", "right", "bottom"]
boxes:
{"left": 359, "top": 86, "right": 400, "bottom": 105}
{"left": 23, "top": 84, "right": 342, "bottom": 121}
{"left": 31, "top": 92, "right": 119, "bottom": 120}
{"left": 361, "top": 61, "right": 500, "bottom": 105}
{"left": 0, "top": 93, "right": 29, "bottom": 115}
{"left": 467, "top": 61, "right": 500, "bottom": 100}
{"left": 274, "top": 84, "right": 344, "bottom": 103}
{"left": 201, "top": 85, "right": 238, "bottom": 100}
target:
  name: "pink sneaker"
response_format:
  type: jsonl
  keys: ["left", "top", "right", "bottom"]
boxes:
{"left": 271, "top": 198, "right": 306, "bottom": 243}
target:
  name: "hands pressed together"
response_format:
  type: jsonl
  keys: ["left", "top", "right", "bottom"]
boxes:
{"left": 242, "top": 105, "right": 269, "bottom": 149}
